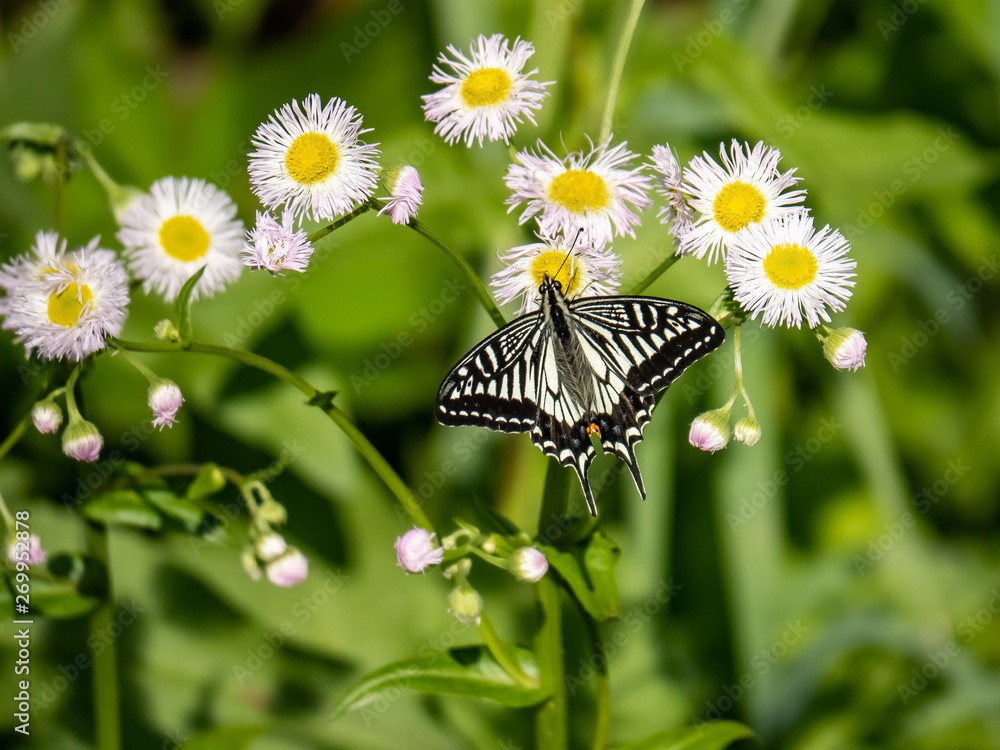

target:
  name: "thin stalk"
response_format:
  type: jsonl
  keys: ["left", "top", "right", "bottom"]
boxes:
{"left": 599, "top": 0, "right": 646, "bottom": 144}
{"left": 478, "top": 614, "right": 536, "bottom": 689}
{"left": 583, "top": 613, "right": 610, "bottom": 750}
{"left": 87, "top": 523, "right": 120, "bottom": 750}
{"left": 307, "top": 201, "right": 375, "bottom": 243}
{"left": 534, "top": 575, "right": 566, "bottom": 750}
{"left": 112, "top": 339, "right": 434, "bottom": 532}
{"left": 0, "top": 415, "right": 29, "bottom": 464}
{"left": 625, "top": 252, "right": 681, "bottom": 295}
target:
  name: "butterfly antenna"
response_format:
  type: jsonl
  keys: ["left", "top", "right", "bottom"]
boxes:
{"left": 551, "top": 228, "right": 585, "bottom": 285}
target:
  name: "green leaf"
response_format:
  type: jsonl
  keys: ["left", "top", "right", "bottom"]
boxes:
{"left": 184, "top": 463, "right": 227, "bottom": 501}
{"left": 29, "top": 589, "right": 101, "bottom": 618}
{"left": 538, "top": 530, "right": 621, "bottom": 621}
{"left": 615, "top": 721, "right": 757, "bottom": 750}
{"left": 181, "top": 726, "right": 264, "bottom": 750}
{"left": 332, "top": 646, "right": 549, "bottom": 720}
{"left": 142, "top": 488, "right": 204, "bottom": 531}
{"left": 174, "top": 265, "right": 207, "bottom": 346}
{"left": 83, "top": 490, "right": 162, "bottom": 530}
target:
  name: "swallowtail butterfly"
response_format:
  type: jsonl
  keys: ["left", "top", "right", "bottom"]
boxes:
{"left": 436, "top": 276, "right": 725, "bottom": 515}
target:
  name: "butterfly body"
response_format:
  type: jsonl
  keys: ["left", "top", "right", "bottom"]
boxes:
{"left": 436, "top": 277, "right": 724, "bottom": 515}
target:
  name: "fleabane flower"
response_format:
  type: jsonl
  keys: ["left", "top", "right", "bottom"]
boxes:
{"left": 689, "top": 408, "right": 731, "bottom": 453}
{"left": 725, "top": 214, "right": 856, "bottom": 329}
{"left": 510, "top": 547, "right": 548, "bottom": 582}
{"left": 490, "top": 233, "right": 622, "bottom": 315}
{"left": 148, "top": 379, "right": 184, "bottom": 429}
{"left": 395, "top": 526, "right": 444, "bottom": 573}
{"left": 3, "top": 236, "right": 129, "bottom": 361}
{"left": 7, "top": 534, "right": 46, "bottom": 566}
{"left": 117, "top": 176, "right": 244, "bottom": 302}
{"left": 681, "top": 140, "right": 807, "bottom": 264}
{"left": 0, "top": 230, "right": 67, "bottom": 329}
{"left": 31, "top": 400, "right": 63, "bottom": 434}
{"left": 249, "top": 94, "right": 380, "bottom": 222}
{"left": 650, "top": 143, "right": 694, "bottom": 248}
{"left": 62, "top": 417, "right": 103, "bottom": 462}
{"left": 242, "top": 211, "right": 314, "bottom": 274}
{"left": 505, "top": 138, "right": 652, "bottom": 248}
{"left": 821, "top": 326, "right": 868, "bottom": 371}
{"left": 378, "top": 166, "right": 423, "bottom": 225}
{"left": 422, "top": 33, "right": 551, "bottom": 147}
{"left": 733, "top": 416, "right": 762, "bottom": 446}
{"left": 265, "top": 548, "right": 309, "bottom": 587}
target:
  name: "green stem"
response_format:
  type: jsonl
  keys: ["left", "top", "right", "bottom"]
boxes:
{"left": 583, "top": 614, "right": 610, "bottom": 750}
{"left": 625, "top": 252, "right": 681, "bottom": 295}
{"left": 307, "top": 201, "right": 375, "bottom": 243}
{"left": 87, "top": 523, "right": 120, "bottom": 750}
{"left": 112, "top": 339, "right": 434, "bottom": 532}
{"left": 599, "top": 0, "right": 646, "bottom": 144}
{"left": 534, "top": 575, "right": 567, "bottom": 750}
{"left": 478, "top": 614, "right": 536, "bottom": 689}
{"left": 732, "top": 325, "right": 756, "bottom": 419}
{"left": 400, "top": 209, "right": 507, "bottom": 329}
{"left": 0, "top": 415, "right": 29, "bottom": 464}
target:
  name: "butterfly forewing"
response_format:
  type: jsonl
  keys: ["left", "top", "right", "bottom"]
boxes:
{"left": 435, "top": 279, "right": 725, "bottom": 515}
{"left": 435, "top": 313, "right": 543, "bottom": 434}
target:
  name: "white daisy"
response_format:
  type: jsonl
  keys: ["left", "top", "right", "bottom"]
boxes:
{"left": 725, "top": 214, "right": 856, "bottom": 329}
{"left": 505, "top": 138, "right": 652, "bottom": 249}
{"left": 682, "top": 140, "right": 807, "bottom": 264}
{"left": 649, "top": 144, "right": 694, "bottom": 249}
{"left": 377, "top": 165, "right": 423, "bottom": 225}
{"left": 422, "top": 33, "right": 551, "bottom": 147}
{"left": 491, "top": 232, "right": 622, "bottom": 315}
{"left": 249, "top": 94, "right": 380, "bottom": 222}
{"left": 242, "top": 211, "right": 314, "bottom": 274}
{"left": 3, "top": 237, "right": 129, "bottom": 361}
{"left": 117, "top": 177, "right": 244, "bottom": 302}
{"left": 0, "top": 230, "right": 68, "bottom": 329}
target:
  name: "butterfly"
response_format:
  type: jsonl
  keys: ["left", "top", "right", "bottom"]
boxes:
{"left": 435, "top": 275, "right": 725, "bottom": 515}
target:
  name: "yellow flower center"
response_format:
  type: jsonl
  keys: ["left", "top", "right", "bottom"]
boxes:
{"left": 763, "top": 243, "right": 818, "bottom": 289}
{"left": 47, "top": 283, "right": 93, "bottom": 327}
{"left": 461, "top": 67, "right": 513, "bottom": 107}
{"left": 159, "top": 215, "right": 210, "bottom": 262}
{"left": 285, "top": 132, "right": 340, "bottom": 185}
{"left": 547, "top": 170, "right": 611, "bottom": 213}
{"left": 531, "top": 251, "right": 582, "bottom": 296}
{"left": 713, "top": 181, "right": 766, "bottom": 233}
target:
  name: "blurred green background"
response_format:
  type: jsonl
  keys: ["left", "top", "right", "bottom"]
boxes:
{"left": 1, "top": 0, "right": 999, "bottom": 748}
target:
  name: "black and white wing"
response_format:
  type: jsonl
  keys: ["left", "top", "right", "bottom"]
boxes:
{"left": 566, "top": 296, "right": 725, "bottom": 501}
{"left": 435, "top": 313, "right": 544, "bottom": 434}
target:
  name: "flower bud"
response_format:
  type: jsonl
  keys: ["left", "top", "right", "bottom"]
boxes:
{"left": 822, "top": 327, "right": 867, "bottom": 371}
{"left": 241, "top": 545, "right": 262, "bottom": 581}
{"left": 733, "top": 416, "right": 762, "bottom": 446}
{"left": 148, "top": 379, "right": 184, "bottom": 430}
{"left": 257, "top": 497, "right": 288, "bottom": 525}
{"left": 510, "top": 547, "right": 548, "bottom": 582}
{"left": 395, "top": 526, "right": 445, "bottom": 573}
{"left": 688, "top": 408, "right": 731, "bottom": 453}
{"left": 448, "top": 585, "right": 484, "bottom": 625}
{"left": 62, "top": 418, "right": 103, "bottom": 462}
{"left": 7, "top": 533, "right": 47, "bottom": 565}
{"left": 31, "top": 400, "right": 63, "bottom": 434}
{"left": 256, "top": 533, "right": 287, "bottom": 562}
{"left": 154, "top": 319, "right": 180, "bottom": 341}
{"left": 378, "top": 165, "right": 423, "bottom": 225}
{"left": 266, "top": 548, "right": 309, "bottom": 587}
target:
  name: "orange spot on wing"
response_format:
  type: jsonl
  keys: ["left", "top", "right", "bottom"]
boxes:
{"left": 587, "top": 422, "right": 601, "bottom": 437}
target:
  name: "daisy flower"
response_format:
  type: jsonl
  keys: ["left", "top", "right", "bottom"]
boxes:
{"left": 681, "top": 140, "right": 807, "bottom": 264}
{"left": 395, "top": 526, "right": 444, "bottom": 573}
{"left": 422, "top": 33, "right": 551, "bottom": 147}
{"left": 491, "top": 232, "right": 622, "bottom": 315}
{"left": 725, "top": 214, "right": 856, "bottom": 329}
{"left": 242, "top": 211, "right": 314, "bottom": 274}
{"left": 505, "top": 138, "right": 652, "bottom": 249}
{"left": 0, "top": 230, "right": 68, "bottom": 329}
{"left": 148, "top": 379, "right": 184, "bottom": 429}
{"left": 4, "top": 236, "right": 129, "bottom": 361}
{"left": 377, "top": 165, "right": 423, "bottom": 225}
{"left": 249, "top": 94, "right": 380, "bottom": 222}
{"left": 117, "top": 177, "right": 244, "bottom": 302}
{"left": 649, "top": 143, "right": 694, "bottom": 249}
